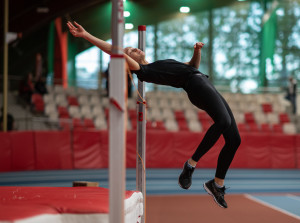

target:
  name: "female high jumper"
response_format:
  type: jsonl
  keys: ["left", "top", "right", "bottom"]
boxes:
{"left": 67, "top": 21, "right": 241, "bottom": 208}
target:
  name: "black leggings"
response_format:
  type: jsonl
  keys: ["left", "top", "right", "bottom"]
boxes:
{"left": 184, "top": 73, "right": 241, "bottom": 179}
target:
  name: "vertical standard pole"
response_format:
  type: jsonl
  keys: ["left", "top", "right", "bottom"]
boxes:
{"left": 2, "top": 0, "right": 9, "bottom": 132}
{"left": 110, "top": 1, "right": 126, "bottom": 223}
{"left": 136, "top": 25, "right": 146, "bottom": 223}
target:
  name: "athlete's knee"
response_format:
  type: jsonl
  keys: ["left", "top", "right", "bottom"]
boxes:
{"left": 216, "top": 117, "right": 231, "bottom": 132}
{"left": 223, "top": 128, "right": 241, "bottom": 149}
{"left": 227, "top": 133, "right": 241, "bottom": 151}
{"left": 233, "top": 133, "right": 241, "bottom": 149}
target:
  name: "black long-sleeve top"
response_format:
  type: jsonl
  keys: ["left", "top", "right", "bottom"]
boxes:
{"left": 132, "top": 59, "right": 206, "bottom": 88}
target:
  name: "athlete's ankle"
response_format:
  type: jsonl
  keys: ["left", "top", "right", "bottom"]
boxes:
{"left": 188, "top": 158, "right": 197, "bottom": 168}
{"left": 214, "top": 177, "right": 224, "bottom": 187}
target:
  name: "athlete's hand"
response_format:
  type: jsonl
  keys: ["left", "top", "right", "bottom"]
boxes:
{"left": 194, "top": 42, "right": 205, "bottom": 50}
{"left": 67, "top": 21, "right": 86, "bottom": 38}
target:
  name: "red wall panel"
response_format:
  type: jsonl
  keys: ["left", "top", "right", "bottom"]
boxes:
{"left": 173, "top": 132, "right": 203, "bottom": 168}
{"left": 270, "top": 134, "right": 296, "bottom": 168}
{"left": 0, "top": 133, "right": 12, "bottom": 172}
{"left": 242, "top": 133, "right": 272, "bottom": 168}
{"left": 73, "top": 130, "right": 103, "bottom": 169}
{"left": 146, "top": 131, "right": 175, "bottom": 168}
{"left": 10, "top": 131, "right": 35, "bottom": 171}
{"left": 126, "top": 131, "right": 137, "bottom": 168}
{"left": 198, "top": 135, "right": 224, "bottom": 168}
{"left": 296, "top": 135, "right": 300, "bottom": 169}
{"left": 99, "top": 131, "right": 109, "bottom": 168}
{"left": 35, "top": 131, "right": 72, "bottom": 170}
{"left": 1, "top": 131, "right": 299, "bottom": 172}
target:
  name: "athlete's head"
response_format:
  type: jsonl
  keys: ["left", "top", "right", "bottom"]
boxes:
{"left": 124, "top": 47, "right": 145, "bottom": 63}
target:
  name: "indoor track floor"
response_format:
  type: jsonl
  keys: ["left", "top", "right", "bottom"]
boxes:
{"left": 1, "top": 168, "right": 300, "bottom": 222}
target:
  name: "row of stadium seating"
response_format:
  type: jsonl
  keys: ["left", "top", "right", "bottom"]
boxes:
{"left": 30, "top": 86, "right": 297, "bottom": 134}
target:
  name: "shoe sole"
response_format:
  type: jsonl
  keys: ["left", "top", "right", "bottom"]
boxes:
{"left": 178, "top": 179, "right": 190, "bottom": 190}
{"left": 203, "top": 183, "right": 226, "bottom": 208}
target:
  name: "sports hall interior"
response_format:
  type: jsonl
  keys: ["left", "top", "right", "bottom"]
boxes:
{"left": 0, "top": 0, "right": 300, "bottom": 222}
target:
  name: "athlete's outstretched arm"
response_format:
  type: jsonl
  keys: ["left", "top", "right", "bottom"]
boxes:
{"left": 67, "top": 21, "right": 140, "bottom": 70}
{"left": 185, "top": 42, "right": 204, "bottom": 69}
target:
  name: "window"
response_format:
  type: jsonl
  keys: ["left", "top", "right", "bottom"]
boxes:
{"left": 75, "top": 47, "right": 100, "bottom": 89}
{"left": 213, "top": 2, "right": 262, "bottom": 92}
{"left": 75, "top": 0, "right": 300, "bottom": 93}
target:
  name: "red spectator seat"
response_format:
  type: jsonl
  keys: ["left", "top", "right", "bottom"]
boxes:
{"left": 34, "top": 102, "right": 45, "bottom": 112}
{"left": 84, "top": 119, "right": 95, "bottom": 129}
{"left": 279, "top": 113, "right": 290, "bottom": 123}
{"left": 174, "top": 111, "right": 185, "bottom": 121}
{"left": 244, "top": 112, "right": 255, "bottom": 124}
{"left": 198, "top": 111, "right": 212, "bottom": 122}
{"left": 67, "top": 96, "right": 79, "bottom": 106}
{"left": 174, "top": 111, "right": 189, "bottom": 131}
{"left": 177, "top": 120, "right": 189, "bottom": 131}
{"left": 273, "top": 124, "right": 283, "bottom": 133}
{"left": 31, "top": 93, "right": 44, "bottom": 112}
{"left": 57, "top": 106, "right": 70, "bottom": 119}
{"left": 262, "top": 103, "right": 273, "bottom": 113}
{"left": 31, "top": 93, "right": 43, "bottom": 104}
{"left": 261, "top": 123, "right": 272, "bottom": 133}
{"left": 73, "top": 118, "right": 84, "bottom": 130}
{"left": 198, "top": 111, "right": 213, "bottom": 131}
{"left": 59, "top": 119, "right": 71, "bottom": 131}
{"left": 200, "top": 120, "right": 213, "bottom": 131}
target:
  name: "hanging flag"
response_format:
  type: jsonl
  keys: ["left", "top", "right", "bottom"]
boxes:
{"left": 47, "top": 21, "right": 55, "bottom": 84}
{"left": 260, "top": 0, "right": 279, "bottom": 86}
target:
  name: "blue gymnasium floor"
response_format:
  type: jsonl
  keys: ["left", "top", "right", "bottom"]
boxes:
{"left": 0, "top": 168, "right": 300, "bottom": 219}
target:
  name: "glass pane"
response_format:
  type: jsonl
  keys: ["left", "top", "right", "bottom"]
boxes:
{"left": 155, "top": 12, "right": 209, "bottom": 91}
{"left": 75, "top": 47, "right": 100, "bottom": 89}
{"left": 274, "top": 0, "right": 300, "bottom": 88}
{"left": 213, "top": 2, "right": 262, "bottom": 93}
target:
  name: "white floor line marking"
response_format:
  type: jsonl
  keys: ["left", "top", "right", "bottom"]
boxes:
{"left": 287, "top": 194, "right": 300, "bottom": 202}
{"left": 244, "top": 194, "right": 300, "bottom": 220}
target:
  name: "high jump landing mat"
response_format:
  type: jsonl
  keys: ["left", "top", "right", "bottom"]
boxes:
{"left": 0, "top": 186, "right": 143, "bottom": 223}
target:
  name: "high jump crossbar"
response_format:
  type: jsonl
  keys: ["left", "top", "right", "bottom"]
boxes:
{"left": 137, "top": 25, "right": 146, "bottom": 223}
{"left": 109, "top": 0, "right": 127, "bottom": 223}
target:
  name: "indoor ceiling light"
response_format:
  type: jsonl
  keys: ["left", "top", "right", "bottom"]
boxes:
{"left": 125, "top": 23, "right": 134, "bottom": 30}
{"left": 180, "top": 7, "right": 190, "bottom": 13}
{"left": 124, "top": 11, "right": 130, "bottom": 17}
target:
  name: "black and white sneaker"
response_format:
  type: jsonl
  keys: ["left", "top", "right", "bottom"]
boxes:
{"left": 203, "top": 179, "right": 228, "bottom": 208}
{"left": 178, "top": 161, "right": 195, "bottom": 190}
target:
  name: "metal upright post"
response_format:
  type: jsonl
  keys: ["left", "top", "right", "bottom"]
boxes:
{"left": 136, "top": 25, "right": 146, "bottom": 223}
{"left": 2, "top": 0, "right": 9, "bottom": 132}
{"left": 110, "top": 0, "right": 126, "bottom": 223}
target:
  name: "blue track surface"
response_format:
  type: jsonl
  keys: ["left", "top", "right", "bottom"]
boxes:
{"left": 0, "top": 168, "right": 299, "bottom": 195}
{"left": 247, "top": 194, "right": 300, "bottom": 219}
